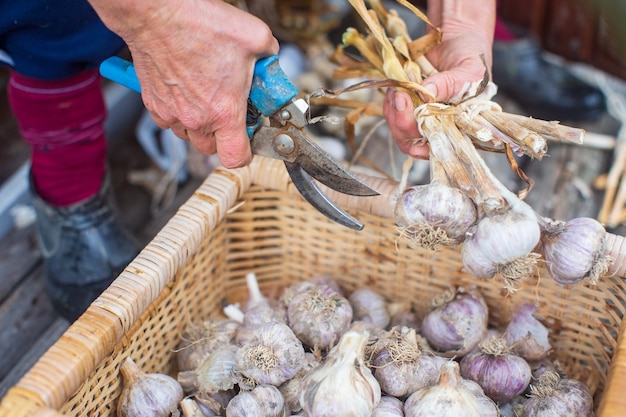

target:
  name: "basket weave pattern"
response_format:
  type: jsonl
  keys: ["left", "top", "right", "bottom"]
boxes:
{"left": 2, "top": 157, "right": 626, "bottom": 416}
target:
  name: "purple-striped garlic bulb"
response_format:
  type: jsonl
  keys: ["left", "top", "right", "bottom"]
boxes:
{"left": 286, "top": 284, "right": 353, "bottom": 351}
{"left": 236, "top": 321, "right": 305, "bottom": 386}
{"left": 505, "top": 302, "right": 551, "bottom": 362}
{"left": 522, "top": 371, "right": 593, "bottom": 417}
{"left": 372, "top": 326, "right": 447, "bottom": 398}
{"left": 395, "top": 181, "right": 478, "bottom": 250}
{"left": 541, "top": 217, "right": 613, "bottom": 285}
{"left": 349, "top": 288, "right": 390, "bottom": 329}
{"left": 420, "top": 288, "right": 489, "bottom": 357}
{"left": 459, "top": 336, "right": 532, "bottom": 403}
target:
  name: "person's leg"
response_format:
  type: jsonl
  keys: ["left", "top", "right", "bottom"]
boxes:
{"left": 1, "top": 1, "right": 139, "bottom": 321}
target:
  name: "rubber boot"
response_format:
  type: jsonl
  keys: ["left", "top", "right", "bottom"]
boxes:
{"left": 30, "top": 173, "right": 141, "bottom": 321}
{"left": 492, "top": 37, "right": 606, "bottom": 121}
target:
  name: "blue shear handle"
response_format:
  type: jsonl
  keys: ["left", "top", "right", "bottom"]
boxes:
{"left": 249, "top": 55, "right": 299, "bottom": 116}
{"left": 99, "top": 56, "right": 141, "bottom": 93}
{"left": 99, "top": 54, "right": 299, "bottom": 137}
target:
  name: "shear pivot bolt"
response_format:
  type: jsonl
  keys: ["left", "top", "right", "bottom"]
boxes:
{"left": 274, "top": 134, "right": 295, "bottom": 156}
{"left": 280, "top": 109, "right": 292, "bottom": 121}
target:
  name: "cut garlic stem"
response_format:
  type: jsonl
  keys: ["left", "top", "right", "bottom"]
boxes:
{"left": 223, "top": 304, "right": 245, "bottom": 324}
{"left": 480, "top": 111, "right": 547, "bottom": 159}
{"left": 245, "top": 272, "right": 265, "bottom": 309}
{"left": 425, "top": 114, "right": 505, "bottom": 214}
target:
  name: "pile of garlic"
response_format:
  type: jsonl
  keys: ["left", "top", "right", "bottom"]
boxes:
{"left": 117, "top": 273, "right": 595, "bottom": 417}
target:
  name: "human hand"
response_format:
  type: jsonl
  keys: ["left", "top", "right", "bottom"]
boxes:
{"left": 383, "top": 32, "right": 491, "bottom": 159}
{"left": 88, "top": 0, "right": 279, "bottom": 168}
{"left": 383, "top": 0, "right": 495, "bottom": 159}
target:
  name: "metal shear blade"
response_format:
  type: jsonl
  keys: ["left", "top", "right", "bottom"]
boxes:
{"left": 250, "top": 125, "right": 380, "bottom": 230}
{"left": 285, "top": 163, "right": 366, "bottom": 230}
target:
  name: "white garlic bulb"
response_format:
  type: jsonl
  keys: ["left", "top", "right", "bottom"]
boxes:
{"left": 371, "top": 396, "right": 405, "bottom": 417}
{"left": 287, "top": 284, "right": 353, "bottom": 351}
{"left": 403, "top": 361, "right": 498, "bottom": 417}
{"left": 349, "top": 288, "right": 390, "bottom": 329}
{"left": 117, "top": 357, "right": 184, "bottom": 417}
{"left": 225, "top": 384, "right": 289, "bottom": 417}
{"left": 462, "top": 209, "right": 541, "bottom": 290}
{"left": 236, "top": 321, "right": 305, "bottom": 386}
{"left": 300, "top": 330, "right": 381, "bottom": 417}
{"left": 176, "top": 318, "right": 240, "bottom": 371}
{"left": 178, "top": 344, "right": 240, "bottom": 396}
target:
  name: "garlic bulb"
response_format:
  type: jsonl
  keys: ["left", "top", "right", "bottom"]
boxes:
{"left": 371, "top": 396, "right": 404, "bottom": 417}
{"left": 178, "top": 344, "right": 240, "bottom": 396}
{"left": 235, "top": 301, "right": 288, "bottom": 345}
{"left": 281, "top": 276, "right": 342, "bottom": 307}
{"left": 309, "top": 275, "right": 343, "bottom": 294}
{"left": 395, "top": 181, "right": 478, "bottom": 249}
{"left": 387, "top": 302, "right": 420, "bottom": 330}
{"left": 420, "top": 288, "right": 488, "bottom": 357}
{"left": 180, "top": 397, "right": 214, "bottom": 417}
{"left": 498, "top": 395, "right": 527, "bottom": 417}
{"left": 117, "top": 357, "right": 184, "bottom": 417}
{"left": 522, "top": 371, "right": 593, "bottom": 417}
{"left": 278, "top": 352, "right": 321, "bottom": 413}
{"left": 287, "top": 284, "right": 353, "bottom": 351}
{"left": 403, "top": 361, "right": 498, "bottom": 417}
{"left": 349, "top": 288, "right": 390, "bottom": 329}
{"left": 236, "top": 321, "right": 305, "bottom": 386}
{"left": 459, "top": 336, "right": 531, "bottom": 403}
{"left": 225, "top": 384, "right": 289, "bottom": 417}
{"left": 235, "top": 272, "right": 288, "bottom": 345}
{"left": 530, "top": 358, "right": 566, "bottom": 381}
{"left": 372, "top": 326, "right": 446, "bottom": 398}
{"left": 300, "top": 330, "right": 381, "bottom": 417}
{"left": 541, "top": 217, "right": 613, "bottom": 285}
{"left": 462, "top": 209, "right": 541, "bottom": 290}
{"left": 195, "top": 389, "right": 236, "bottom": 416}
{"left": 505, "top": 302, "right": 551, "bottom": 362}
{"left": 176, "top": 318, "right": 240, "bottom": 371}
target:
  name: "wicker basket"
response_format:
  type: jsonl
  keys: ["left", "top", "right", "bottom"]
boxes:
{"left": 2, "top": 156, "right": 626, "bottom": 417}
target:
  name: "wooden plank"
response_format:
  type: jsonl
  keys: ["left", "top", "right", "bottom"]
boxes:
{"left": 0, "top": 264, "right": 61, "bottom": 381}
{"left": 0, "top": 224, "right": 41, "bottom": 302}
{"left": 0, "top": 317, "right": 68, "bottom": 399}
{"left": 523, "top": 142, "right": 610, "bottom": 221}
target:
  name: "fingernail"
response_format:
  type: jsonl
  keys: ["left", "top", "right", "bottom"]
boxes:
{"left": 423, "top": 83, "right": 437, "bottom": 101}
{"left": 393, "top": 92, "right": 406, "bottom": 112}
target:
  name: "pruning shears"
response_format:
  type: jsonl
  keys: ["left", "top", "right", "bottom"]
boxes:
{"left": 99, "top": 55, "right": 379, "bottom": 230}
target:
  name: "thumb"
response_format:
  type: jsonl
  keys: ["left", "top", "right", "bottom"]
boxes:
{"left": 422, "top": 69, "right": 478, "bottom": 103}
